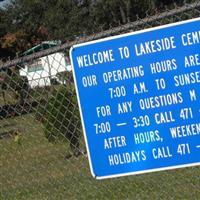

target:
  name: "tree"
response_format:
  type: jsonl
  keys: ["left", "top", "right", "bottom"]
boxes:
{"left": 0, "top": 0, "right": 51, "bottom": 58}
{"left": 0, "top": 0, "right": 190, "bottom": 59}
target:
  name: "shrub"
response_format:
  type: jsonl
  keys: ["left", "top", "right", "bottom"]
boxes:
{"left": 37, "top": 85, "right": 82, "bottom": 156}
{"left": 1, "top": 69, "right": 30, "bottom": 104}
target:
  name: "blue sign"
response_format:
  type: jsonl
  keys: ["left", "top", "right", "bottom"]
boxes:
{"left": 70, "top": 18, "right": 200, "bottom": 179}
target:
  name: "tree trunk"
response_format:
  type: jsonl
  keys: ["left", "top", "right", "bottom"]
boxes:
{"left": 119, "top": 5, "right": 127, "bottom": 24}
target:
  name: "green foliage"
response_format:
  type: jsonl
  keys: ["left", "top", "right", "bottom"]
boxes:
{"left": 56, "top": 71, "right": 73, "bottom": 85}
{"left": 37, "top": 85, "right": 81, "bottom": 155}
{"left": 89, "top": 0, "right": 156, "bottom": 29}
{"left": 0, "top": 0, "right": 189, "bottom": 59}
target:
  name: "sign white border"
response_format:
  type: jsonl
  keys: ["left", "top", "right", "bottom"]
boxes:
{"left": 70, "top": 17, "right": 200, "bottom": 180}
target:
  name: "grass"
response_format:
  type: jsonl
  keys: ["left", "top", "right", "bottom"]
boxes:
{"left": 1, "top": 114, "right": 200, "bottom": 200}
{"left": 0, "top": 90, "right": 17, "bottom": 106}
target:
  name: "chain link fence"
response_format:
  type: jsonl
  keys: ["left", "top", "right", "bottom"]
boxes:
{"left": 1, "top": 1, "right": 200, "bottom": 199}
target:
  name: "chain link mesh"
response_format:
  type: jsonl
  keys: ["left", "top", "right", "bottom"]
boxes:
{"left": 1, "top": 2, "right": 200, "bottom": 200}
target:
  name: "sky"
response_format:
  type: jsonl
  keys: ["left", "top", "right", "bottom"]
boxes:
{"left": 0, "top": 0, "right": 11, "bottom": 8}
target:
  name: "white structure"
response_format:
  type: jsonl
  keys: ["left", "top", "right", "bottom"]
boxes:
{"left": 19, "top": 42, "right": 71, "bottom": 88}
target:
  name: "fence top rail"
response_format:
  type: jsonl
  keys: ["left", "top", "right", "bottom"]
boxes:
{"left": 0, "top": 1, "right": 200, "bottom": 70}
